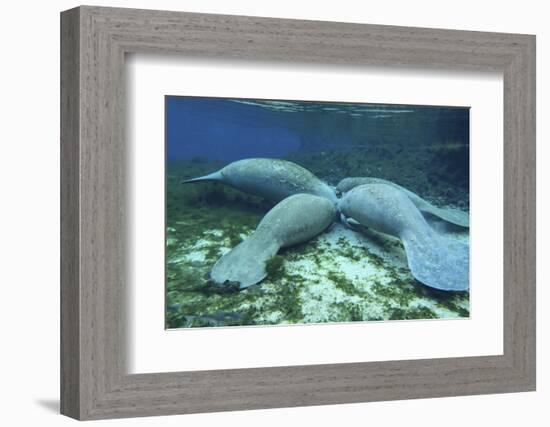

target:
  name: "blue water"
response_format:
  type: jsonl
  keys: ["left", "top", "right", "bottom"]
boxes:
{"left": 166, "top": 96, "right": 469, "bottom": 164}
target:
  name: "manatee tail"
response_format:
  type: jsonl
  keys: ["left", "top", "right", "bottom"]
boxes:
{"left": 419, "top": 204, "right": 470, "bottom": 228}
{"left": 210, "top": 232, "right": 280, "bottom": 289}
{"left": 401, "top": 230, "right": 469, "bottom": 292}
{"left": 182, "top": 170, "right": 223, "bottom": 184}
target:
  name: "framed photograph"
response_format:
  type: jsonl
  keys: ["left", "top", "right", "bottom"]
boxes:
{"left": 60, "top": 6, "right": 536, "bottom": 420}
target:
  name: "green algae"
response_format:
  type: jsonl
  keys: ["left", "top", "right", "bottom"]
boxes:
{"left": 265, "top": 255, "right": 286, "bottom": 279}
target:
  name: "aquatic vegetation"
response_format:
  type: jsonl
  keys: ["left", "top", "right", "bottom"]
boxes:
{"left": 428, "top": 141, "right": 470, "bottom": 189}
{"left": 265, "top": 255, "right": 286, "bottom": 278}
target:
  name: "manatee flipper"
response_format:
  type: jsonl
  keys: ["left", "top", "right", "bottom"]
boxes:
{"left": 211, "top": 193, "right": 336, "bottom": 289}
{"left": 401, "top": 230, "right": 469, "bottom": 292}
{"left": 337, "top": 177, "right": 469, "bottom": 228}
{"left": 338, "top": 183, "right": 469, "bottom": 291}
{"left": 418, "top": 205, "right": 469, "bottom": 228}
{"left": 211, "top": 232, "right": 279, "bottom": 288}
{"left": 340, "top": 213, "right": 363, "bottom": 231}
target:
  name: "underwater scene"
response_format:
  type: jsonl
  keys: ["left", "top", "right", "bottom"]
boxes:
{"left": 165, "top": 96, "right": 470, "bottom": 329}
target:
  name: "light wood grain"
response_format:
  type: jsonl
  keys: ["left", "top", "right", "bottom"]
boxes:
{"left": 60, "top": 5, "right": 536, "bottom": 420}
{"left": 60, "top": 7, "right": 80, "bottom": 419}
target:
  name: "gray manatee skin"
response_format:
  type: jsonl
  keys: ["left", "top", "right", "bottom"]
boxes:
{"left": 211, "top": 194, "right": 336, "bottom": 288}
{"left": 338, "top": 183, "right": 469, "bottom": 292}
{"left": 184, "top": 158, "right": 338, "bottom": 204}
{"left": 337, "top": 177, "right": 469, "bottom": 228}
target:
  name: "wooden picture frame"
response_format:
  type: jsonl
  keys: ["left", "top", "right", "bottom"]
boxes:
{"left": 60, "top": 5, "right": 536, "bottom": 420}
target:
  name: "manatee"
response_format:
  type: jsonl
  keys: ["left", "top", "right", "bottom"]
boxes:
{"left": 211, "top": 193, "right": 336, "bottom": 288}
{"left": 337, "top": 177, "right": 469, "bottom": 228}
{"left": 184, "top": 158, "right": 337, "bottom": 204}
{"left": 338, "top": 183, "right": 469, "bottom": 291}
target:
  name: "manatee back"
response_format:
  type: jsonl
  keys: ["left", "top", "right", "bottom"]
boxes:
{"left": 339, "top": 183, "right": 425, "bottom": 238}
{"left": 337, "top": 177, "right": 381, "bottom": 193}
{"left": 257, "top": 193, "right": 336, "bottom": 247}
{"left": 338, "top": 177, "right": 423, "bottom": 205}
{"left": 223, "top": 158, "right": 337, "bottom": 203}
